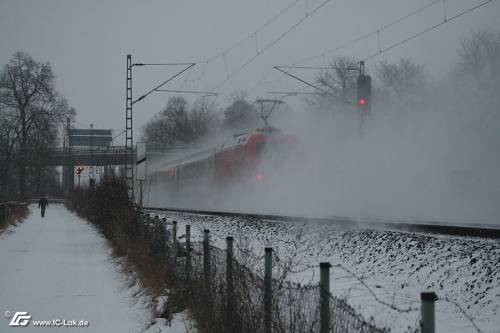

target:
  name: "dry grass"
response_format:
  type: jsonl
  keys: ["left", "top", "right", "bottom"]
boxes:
{"left": 65, "top": 176, "right": 177, "bottom": 320}
{"left": 66, "top": 177, "right": 379, "bottom": 333}
{"left": 0, "top": 204, "right": 29, "bottom": 235}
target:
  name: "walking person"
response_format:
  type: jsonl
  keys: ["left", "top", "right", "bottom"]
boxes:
{"left": 38, "top": 197, "right": 49, "bottom": 218}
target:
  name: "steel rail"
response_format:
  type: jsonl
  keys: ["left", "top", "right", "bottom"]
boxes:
{"left": 143, "top": 206, "right": 500, "bottom": 239}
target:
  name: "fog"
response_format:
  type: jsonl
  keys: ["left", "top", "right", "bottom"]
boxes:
{"left": 144, "top": 60, "right": 500, "bottom": 225}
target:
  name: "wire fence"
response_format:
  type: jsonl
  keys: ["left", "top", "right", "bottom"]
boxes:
{"left": 140, "top": 212, "right": 391, "bottom": 333}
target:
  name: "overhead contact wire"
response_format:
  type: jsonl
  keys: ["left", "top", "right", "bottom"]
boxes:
{"left": 212, "top": 0, "right": 332, "bottom": 91}
{"left": 363, "top": 0, "right": 495, "bottom": 61}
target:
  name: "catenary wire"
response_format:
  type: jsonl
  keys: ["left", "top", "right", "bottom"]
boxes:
{"left": 363, "top": 0, "right": 495, "bottom": 61}
{"left": 289, "top": 0, "right": 442, "bottom": 65}
{"left": 211, "top": 0, "right": 332, "bottom": 91}
{"left": 265, "top": 0, "right": 495, "bottom": 100}
{"left": 205, "top": 0, "right": 302, "bottom": 63}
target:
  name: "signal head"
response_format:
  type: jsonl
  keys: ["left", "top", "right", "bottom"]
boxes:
{"left": 357, "top": 74, "right": 371, "bottom": 112}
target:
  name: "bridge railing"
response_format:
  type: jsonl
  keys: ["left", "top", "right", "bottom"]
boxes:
{"left": 53, "top": 146, "right": 129, "bottom": 155}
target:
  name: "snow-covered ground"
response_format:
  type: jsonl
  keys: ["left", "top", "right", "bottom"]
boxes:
{"left": 0, "top": 204, "right": 194, "bottom": 333}
{"left": 153, "top": 211, "right": 500, "bottom": 333}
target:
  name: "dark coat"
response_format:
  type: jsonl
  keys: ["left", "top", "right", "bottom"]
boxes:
{"left": 38, "top": 198, "right": 49, "bottom": 209}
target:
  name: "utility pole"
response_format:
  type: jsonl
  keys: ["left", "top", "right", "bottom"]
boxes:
{"left": 359, "top": 61, "right": 365, "bottom": 137}
{"left": 90, "top": 123, "right": 94, "bottom": 182}
{"left": 125, "top": 55, "right": 134, "bottom": 201}
{"left": 356, "top": 61, "right": 372, "bottom": 137}
{"left": 63, "top": 118, "right": 74, "bottom": 194}
{"left": 139, "top": 180, "right": 143, "bottom": 208}
{"left": 125, "top": 55, "right": 196, "bottom": 202}
{"left": 66, "top": 118, "right": 71, "bottom": 150}
{"left": 136, "top": 142, "right": 146, "bottom": 208}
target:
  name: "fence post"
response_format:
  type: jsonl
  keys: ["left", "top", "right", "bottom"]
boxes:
{"left": 154, "top": 215, "right": 159, "bottom": 233}
{"left": 320, "top": 262, "right": 332, "bottom": 333}
{"left": 153, "top": 215, "right": 160, "bottom": 252}
{"left": 186, "top": 225, "right": 191, "bottom": 284}
{"left": 203, "top": 229, "right": 211, "bottom": 290}
{"left": 172, "top": 221, "right": 178, "bottom": 276}
{"left": 161, "top": 218, "right": 167, "bottom": 254}
{"left": 421, "top": 292, "right": 437, "bottom": 333}
{"left": 264, "top": 247, "right": 273, "bottom": 333}
{"left": 226, "top": 237, "right": 234, "bottom": 310}
{"left": 143, "top": 213, "right": 151, "bottom": 241}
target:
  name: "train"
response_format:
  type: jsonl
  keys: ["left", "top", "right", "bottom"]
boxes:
{"left": 148, "top": 127, "right": 300, "bottom": 201}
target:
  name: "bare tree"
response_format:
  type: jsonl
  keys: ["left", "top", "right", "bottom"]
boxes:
{"left": 316, "top": 56, "right": 358, "bottom": 100}
{"left": 25, "top": 115, "right": 60, "bottom": 195}
{"left": 0, "top": 109, "right": 20, "bottom": 196}
{"left": 222, "top": 98, "right": 260, "bottom": 132}
{"left": 376, "top": 58, "right": 425, "bottom": 105}
{"left": 142, "top": 96, "right": 219, "bottom": 147}
{"left": 457, "top": 30, "right": 500, "bottom": 83}
{"left": 0, "top": 51, "right": 74, "bottom": 198}
{"left": 448, "top": 29, "right": 500, "bottom": 124}
{"left": 190, "top": 97, "right": 221, "bottom": 139}
{"left": 227, "top": 90, "right": 249, "bottom": 104}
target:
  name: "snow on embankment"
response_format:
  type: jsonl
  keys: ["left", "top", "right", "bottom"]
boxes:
{"left": 154, "top": 211, "right": 500, "bottom": 333}
{"left": 0, "top": 204, "right": 193, "bottom": 332}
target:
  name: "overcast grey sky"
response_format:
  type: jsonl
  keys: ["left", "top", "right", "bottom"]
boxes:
{"left": 1, "top": 0, "right": 499, "bottom": 143}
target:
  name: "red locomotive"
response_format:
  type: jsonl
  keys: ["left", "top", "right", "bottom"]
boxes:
{"left": 147, "top": 99, "right": 301, "bottom": 208}
{"left": 151, "top": 127, "right": 300, "bottom": 196}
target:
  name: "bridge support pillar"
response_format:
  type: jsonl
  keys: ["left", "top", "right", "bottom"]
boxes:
{"left": 63, "top": 165, "right": 74, "bottom": 194}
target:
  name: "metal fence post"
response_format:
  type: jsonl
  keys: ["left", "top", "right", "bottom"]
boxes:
{"left": 161, "top": 217, "right": 167, "bottom": 254}
{"left": 320, "top": 262, "right": 332, "bottom": 333}
{"left": 226, "top": 237, "right": 234, "bottom": 309}
{"left": 421, "top": 292, "right": 437, "bottom": 333}
{"left": 154, "top": 214, "right": 159, "bottom": 233}
{"left": 203, "top": 229, "right": 210, "bottom": 290}
{"left": 153, "top": 215, "right": 160, "bottom": 252}
{"left": 172, "top": 221, "right": 178, "bottom": 275}
{"left": 143, "top": 213, "right": 151, "bottom": 241}
{"left": 264, "top": 247, "right": 273, "bottom": 333}
{"left": 186, "top": 225, "right": 191, "bottom": 283}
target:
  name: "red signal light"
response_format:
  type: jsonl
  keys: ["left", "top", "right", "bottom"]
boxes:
{"left": 256, "top": 174, "right": 264, "bottom": 181}
{"left": 358, "top": 98, "right": 366, "bottom": 105}
{"left": 75, "top": 166, "right": 84, "bottom": 175}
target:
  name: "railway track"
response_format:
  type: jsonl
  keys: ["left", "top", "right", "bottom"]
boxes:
{"left": 143, "top": 206, "right": 500, "bottom": 239}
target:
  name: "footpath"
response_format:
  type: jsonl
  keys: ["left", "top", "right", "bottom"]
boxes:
{"left": 0, "top": 204, "right": 151, "bottom": 332}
